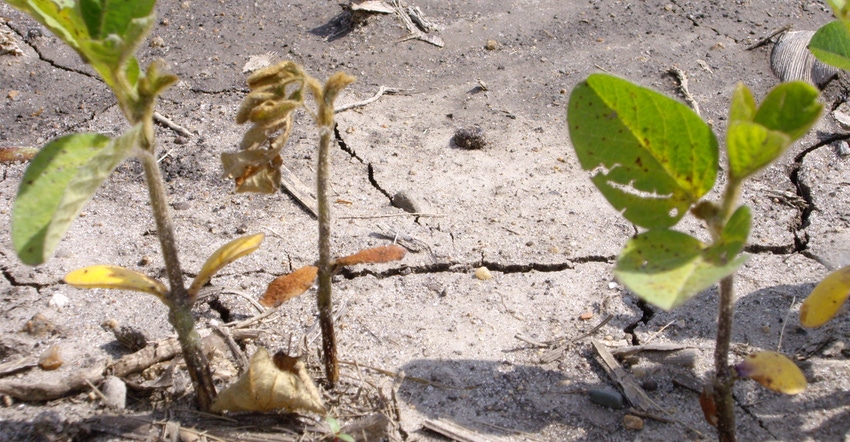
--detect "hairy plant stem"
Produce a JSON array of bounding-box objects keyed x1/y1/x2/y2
[
  {"x1": 316, "y1": 125, "x2": 339, "y2": 386},
  {"x1": 713, "y1": 275, "x2": 737, "y2": 442},
  {"x1": 139, "y1": 120, "x2": 216, "y2": 410},
  {"x1": 712, "y1": 177, "x2": 742, "y2": 441}
]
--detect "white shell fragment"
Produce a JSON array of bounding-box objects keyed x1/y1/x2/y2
[
  {"x1": 350, "y1": 1, "x2": 394, "y2": 14},
  {"x1": 48, "y1": 293, "x2": 69, "y2": 309},
  {"x1": 771, "y1": 31, "x2": 839, "y2": 87}
]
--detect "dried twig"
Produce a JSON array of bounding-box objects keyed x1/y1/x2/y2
[
  {"x1": 334, "y1": 86, "x2": 408, "y2": 113},
  {"x1": 591, "y1": 339, "x2": 657, "y2": 413},
  {"x1": 422, "y1": 419, "x2": 491, "y2": 442},
  {"x1": 777, "y1": 295, "x2": 797, "y2": 352},
  {"x1": 667, "y1": 66, "x2": 700, "y2": 116},
  {"x1": 153, "y1": 112, "x2": 193, "y2": 138},
  {"x1": 540, "y1": 314, "x2": 613, "y2": 363},
  {"x1": 211, "y1": 323, "x2": 249, "y2": 373},
  {"x1": 0, "y1": 363, "x2": 105, "y2": 401},
  {"x1": 746, "y1": 24, "x2": 792, "y2": 51}
]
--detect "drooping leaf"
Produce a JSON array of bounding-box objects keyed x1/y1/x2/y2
[
  {"x1": 13, "y1": 126, "x2": 140, "y2": 265},
  {"x1": 810, "y1": 20, "x2": 850, "y2": 71},
  {"x1": 334, "y1": 244, "x2": 407, "y2": 267},
  {"x1": 210, "y1": 347, "x2": 326, "y2": 414},
  {"x1": 800, "y1": 265, "x2": 850, "y2": 328},
  {"x1": 65, "y1": 265, "x2": 167, "y2": 300},
  {"x1": 188, "y1": 233, "x2": 265, "y2": 297},
  {"x1": 259, "y1": 266, "x2": 318, "y2": 308},
  {"x1": 567, "y1": 73, "x2": 718, "y2": 229},
  {"x1": 220, "y1": 150, "x2": 283, "y2": 194},
  {"x1": 615, "y1": 229, "x2": 748, "y2": 310},
  {"x1": 735, "y1": 351, "x2": 807, "y2": 394}
]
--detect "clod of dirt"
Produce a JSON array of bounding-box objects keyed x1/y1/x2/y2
[
  {"x1": 391, "y1": 190, "x2": 425, "y2": 213},
  {"x1": 452, "y1": 126, "x2": 487, "y2": 149},
  {"x1": 474, "y1": 266, "x2": 493, "y2": 280},
  {"x1": 623, "y1": 414, "x2": 644, "y2": 431},
  {"x1": 485, "y1": 39, "x2": 498, "y2": 50}
]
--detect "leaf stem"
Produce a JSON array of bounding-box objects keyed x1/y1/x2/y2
[{"x1": 138, "y1": 122, "x2": 216, "y2": 410}]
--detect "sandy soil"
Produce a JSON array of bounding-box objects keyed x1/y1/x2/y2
[{"x1": 1, "y1": 0, "x2": 850, "y2": 440}]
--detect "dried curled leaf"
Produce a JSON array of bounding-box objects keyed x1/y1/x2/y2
[
  {"x1": 210, "y1": 347, "x2": 325, "y2": 414},
  {"x1": 260, "y1": 266, "x2": 318, "y2": 308},
  {"x1": 65, "y1": 265, "x2": 167, "y2": 300},
  {"x1": 800, "y1": 265, "x2": 850, "y2": 328},
  {"x1": 735, "y1": 351, "x2": 807, "y2": 395},
  {"x1": 189, "y1": 233, "x2": 265, "y2": 297},
  {"x1": 334, "y1": 244, "x2": 406, "y2": 267},
  {"x1": 699, "y1": 385, "x2": 718, "y2": 427}
]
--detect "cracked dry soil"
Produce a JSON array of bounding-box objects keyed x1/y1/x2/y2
[{"x1": 2, "y1": 0, "x2": 850, "y2": 440}]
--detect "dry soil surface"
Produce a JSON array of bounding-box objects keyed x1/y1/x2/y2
[{"x1": 1, "y1": 0, "x2": 850, "y2": 441}]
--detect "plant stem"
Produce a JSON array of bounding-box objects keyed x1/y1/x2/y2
[
  {"x1": 139, "y1": 136, "x2": 216, "y2": 410},
  {"x1": 316, "y1": 125, "x2": 339, "y2": 386},
  {"x1": 713, "y1": 275, "x2": 736, "y2": 442}
]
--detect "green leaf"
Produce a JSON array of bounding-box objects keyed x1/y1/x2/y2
[
  {"x1": 567, "y1": 73, "x2": 718, "y2": 229},
  {"x1": 13, "y1": 126, "x2": 141, "y2": 265},
  {"x1": 800, "y1": 265, "x2": 850, "y2": 328},
  {"x1": 726, "y1": 121, "x2": 791, "y2": 180},
  {"x1": 728, "y1": 83, "x2": 757, "y2": 124},
  {"x1": 615, "y1": 229, "x2": 748, "y2": 310},
  {"x1": 726, "y1": 82, "x2": 821, "y2": 180},
  {"x1": 735, "y1": 351, "x2": 807, "y2": 395},
  {"x1": 810, "y1": 20, "x2": 850, "y2": 71},
  {"x1": 752, "y1": 82, "x2": 821, "y2": 141},
  {"x1": 6, "y1": 0, "x2": 156, "y2": 91}
]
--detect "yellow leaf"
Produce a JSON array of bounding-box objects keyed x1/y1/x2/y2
[
  {"x1": 259, "y1": 266, "x2": 318, "y2": 308},
  {"x1": 65, "y1": 265, "x2": 167, "y2": 299},
  {"x1": 210, "y1": 347, "x2": 325, "y2": 414},
  {"x1": 800, "y1": 265, "x2": 850, "y2": 328},
  {"x1": 189, "y1": 233, "x2": 265, "y2": 297},
  {"x1": 735, "y1": 351, "x2": 807, "y2": 395}
]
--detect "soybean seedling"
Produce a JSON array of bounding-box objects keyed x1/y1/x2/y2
[
  {"x1": 6, "y1": 0, "x2": 265, "y2": 410},
  {"x1": 222, "y1": 61, "x2": 405, "y2": 387},
  {"x1": 568, "y1": 74, "x2": 821, "y2": 441}
]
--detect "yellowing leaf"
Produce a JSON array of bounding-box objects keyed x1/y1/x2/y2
[
  {"x1": 735, "y1": 351, "x2": 807, "y2": 395},
  {"x1": 334, "y1": 244, "x2": 406, "y2": 267},
  {"x1": 259, "y1": 266, "x2": 318, "y2": 308},
  {"x1": 210, "y1": 347, "x2": 325, "y2": 414},
  {"x1": 65, "y1": 265, "x2": 167, "y2": 300},
  {"x1": 189, "y1": 233, "x2": 265, "y2": 297},
  {"x1": 800, "y1": 265, "x2": 850, "y2": 328}
]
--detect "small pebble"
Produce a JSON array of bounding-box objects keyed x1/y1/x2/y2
[
  {"x1": 138, "y1": 256, "x2": 152, "y2": 266},
  {"x1": 589, "y1": 388, "x2": 624, "y2": 409},
  {"x1": 2, "y1": 395, "x2": 11, "y2": 407},
  {"x1": 38, "y1": 345, "x2": 63, "y2": 371},
  {"x1": 608, "y1": 281, "x2": 619, "y2": 289},
  {"x1": 48, "y1": 293, "x2": 69, "y2": 309},
  {"x1": 579, "y1": 312, "x2": 593, "y2": 320},
  {"x1": 452, "y1": 126, "x2": 487, "y2": 150},
  {"x1": 623, "y1": 414, "x2": 644, "y2": 430},
  {"x1": 173, "y1": 201, "x2": 191, "y2": 211},
  {"x1": 836, "y1": 140, "x2": 850, "y2": 157},
  {"x1": 475, "y1": 266, "x2": 493, "y2": 280},
  {"x1": 485, "y1": 39, "x2": 498, "y2": 50},
  {"x1": 641, "y1": 379, "x2": 658, "y2": 391},
  {"x1": 392, "y1": 191, "x2": 423, "y2": 213}
]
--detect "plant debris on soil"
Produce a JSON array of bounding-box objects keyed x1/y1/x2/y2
[{"x1": 1, "y1": 0, "x2": 850, "y2": 440}]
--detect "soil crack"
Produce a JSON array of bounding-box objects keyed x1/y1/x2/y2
[
  {"x1": 339, "y1": 255, "x2": 614, "y2": 279},
  {"x1": 6, "y1": 22, "x2": 98, "y2": 80}
]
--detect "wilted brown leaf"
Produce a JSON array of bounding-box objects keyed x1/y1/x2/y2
[
  {"x1": 210, "y1": 347, "x2": 325, "y2": 414},
  {"x1": 334, "y1": 244, "x2": 406, "y2": 267},
  {"x1": 260, "y1": 266, "x2": 318, "y2": 307}
]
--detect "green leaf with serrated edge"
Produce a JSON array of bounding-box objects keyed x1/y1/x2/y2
[
  {"x1": 728, "y1": 83, "x2": 757, "y2": 124},
  {"x1": 726, "y1": 121, "x2": 791, "y2": 180},
  {"x1": 189, "y1": 233, "x2": 265, "y2": 297},
  {"x1": 568, "y1": 73, "x2": 718, "y2": 229},
  {"x1": 810, "y1": 21, "x2": 850, "y2": 71},
  {"x1": 12, "y1": 126, "x2": 141, "y2": 265},
  {"x1": 753, "y1": 82, "x2": 822, "y2": 141},
  {"x1": 800, "y1": 265, "x2": 850, "y2": 328},
  {"x1": 615, "y1": 229, "x2": 748, "y2": 310}
]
